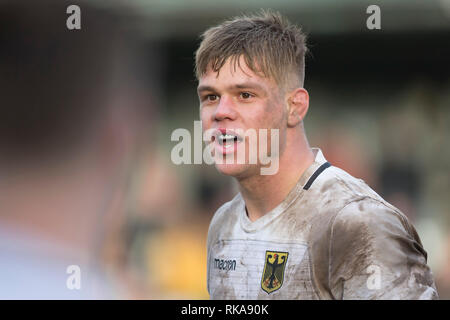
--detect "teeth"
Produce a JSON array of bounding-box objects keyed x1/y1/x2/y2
[
  {"x1": 217, "y1": 133, "x2": 238, "y2": 146},
  {"x1": 219, "y1": 134, "x2": 236, "y2": 140}
]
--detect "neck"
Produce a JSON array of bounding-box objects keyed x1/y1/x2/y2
[{"x1": 237, "y1": 133, "x2": 315, "y2": 222}]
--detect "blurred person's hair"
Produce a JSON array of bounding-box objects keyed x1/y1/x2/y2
[
  {"x1": 0, "y1": 0, "x2": 153, "y2": 168},
  {"x1": 195, "y1": 10, "x2": 307, "y2": 89}
]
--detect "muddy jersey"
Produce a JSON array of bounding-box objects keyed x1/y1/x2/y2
[{"x1": 206, "y1": 148, "x2": 438, "y2": 300}]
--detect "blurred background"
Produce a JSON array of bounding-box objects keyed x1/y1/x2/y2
[{"x1": 0, "y1": 0, "x2": 449, "y2": 299}]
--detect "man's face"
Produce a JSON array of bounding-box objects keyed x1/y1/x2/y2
[{"x1": 198, "y1": 56, "x2": 287, "y2": 179}]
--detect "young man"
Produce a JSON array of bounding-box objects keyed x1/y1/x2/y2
[{"x1": 195, "y1": 11, "x2": 438, "y2": 299}]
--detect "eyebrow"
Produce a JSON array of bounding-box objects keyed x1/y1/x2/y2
[
  {"x1": 197, "y1": 85, "x2": 216, "y2": 94},
  {"x1": 233, "y1": 82, "x2": 265, "y2": 91},
  {"x1": 197, "y1": 82, "x2": 265, "y2": 94}
]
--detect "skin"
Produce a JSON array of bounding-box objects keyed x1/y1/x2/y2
[{"x1": 198, "y1": 55, "x2": 315, "y2": 221}]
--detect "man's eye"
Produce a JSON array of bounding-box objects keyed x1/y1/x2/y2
[
  {"x1": 240, "y1": 92, "x2": 253, "y2": 99},
  {"x1": 206, "y1": 94, "x2": 219, "y2": 102}
]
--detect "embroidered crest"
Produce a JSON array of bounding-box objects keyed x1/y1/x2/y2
[{"x1": 261, "y1": 251, "x2": 288, "y2": 294}]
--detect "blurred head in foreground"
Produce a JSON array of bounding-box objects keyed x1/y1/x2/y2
[{"x1": 0, "y1": 0, "x2": 155, "y2": 298}]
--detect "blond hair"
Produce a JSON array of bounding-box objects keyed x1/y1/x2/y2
[{"x1": 195, "y1": 10, "x2": 307, "y2": 88}]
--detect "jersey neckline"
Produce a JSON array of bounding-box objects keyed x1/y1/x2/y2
[{"x1": 239, "y1": 147, "x2": 329, "y2": 233}]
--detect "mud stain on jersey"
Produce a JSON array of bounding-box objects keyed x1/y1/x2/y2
[{"x1": 358, "y1": 202, "x2": 364, "y2": 211}]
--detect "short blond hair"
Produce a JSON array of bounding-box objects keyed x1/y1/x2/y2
[{"x1": 195, "y1": 10, "x2": 307, "y2": 88}]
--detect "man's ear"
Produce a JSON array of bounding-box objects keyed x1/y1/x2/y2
[{"x1": 286, "y1": 87, "x2": 309, "y2": 128}]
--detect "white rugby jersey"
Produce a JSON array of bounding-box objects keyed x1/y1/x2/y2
[{"x1": 206, "y1": 148, "x2": 438, "y2": 299}]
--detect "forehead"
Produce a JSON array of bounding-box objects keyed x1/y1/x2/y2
[{"x1": 198, "y1": 56, "x2": 277, "y2": 91}]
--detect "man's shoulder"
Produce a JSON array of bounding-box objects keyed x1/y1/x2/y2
[
  {"x1": 304, "y1": 164, "x2": 414, "y2": 247},
  {"x1": 327, "y1": 193, "x2": 436, "y2": 299},
  {"x1": 313, "y1": 165, "x2": 382, "y2": 202},
  {"x1": 295, "y1": 164, "x2": 384, "y2": 223},
  {"x1": 330, "y1": 197, "x2": 415, "y2": 249},
  {"x1": 313, "y1": 165, "x2": 412, "y2": 230},
  {"x1": 305, "y1": 166, "x2": 436, "y2": 299}
]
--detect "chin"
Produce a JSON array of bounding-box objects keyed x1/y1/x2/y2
[
  {"x1": 214, "y1": 162, "x2": 258, "y2": 180},
  {"x1": 215, "y1": 162, "x2": 248, "y2": 177}
]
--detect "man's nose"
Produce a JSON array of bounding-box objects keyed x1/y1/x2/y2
[{"x1": 213, "y1": 95, "x2": 237, "y2": 122}]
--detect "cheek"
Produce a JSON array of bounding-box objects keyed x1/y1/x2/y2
[
  {"x1": 262, "y1": 100, "x2": 286, "y2": 129},
  {"x1": 200, "y1": 107, "x2": 212, "y2": 127}
]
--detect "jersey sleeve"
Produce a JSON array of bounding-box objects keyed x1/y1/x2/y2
[{"x1": 328, "y1": 198, "x2": 438, "y2": 300}]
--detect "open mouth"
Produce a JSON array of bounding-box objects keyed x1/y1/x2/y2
[
  {"x1": 218, "y1": 134, "x2": 239, "y2": 146},
  {"x1": 213, "y1": 130, "x2": 244, "y2": 150}
]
